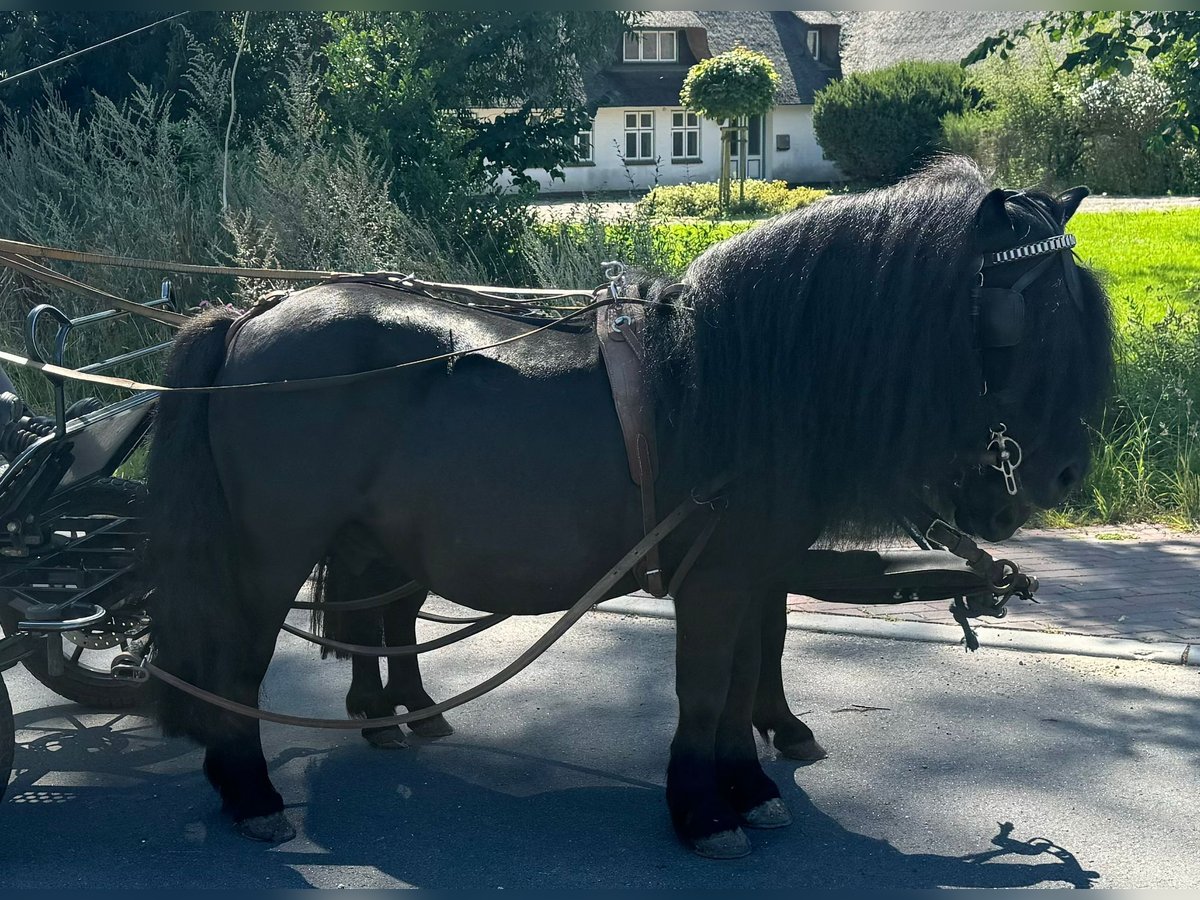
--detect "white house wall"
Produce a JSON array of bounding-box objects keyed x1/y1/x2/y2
[
  {"x1": 770, "y1": 107, "x2": 840, "y2": 184},
  {"x1": 488, "y1": 106, "x2": 841, "y2": 194}
]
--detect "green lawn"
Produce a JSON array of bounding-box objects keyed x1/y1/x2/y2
[{"x1": 1068, "y1": 209, "x2": 1200, "y2": 327}]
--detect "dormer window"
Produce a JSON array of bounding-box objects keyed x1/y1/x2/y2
[
  {"x1": 806, "y1": 29, "x2": 820, "y2": 60},
  {"x1": 623, "y1": 29, "x2": 678, "y2": 63}
]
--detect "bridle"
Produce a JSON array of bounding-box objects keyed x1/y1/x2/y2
[
  {"x1": 971, "y1": 193, "x2": 1082, "y2": 498},
  {"x1": 902, "y1": 193, "x2": 1085, "y2": 641}
]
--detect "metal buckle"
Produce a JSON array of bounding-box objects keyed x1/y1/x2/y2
[
  {"x1": 602, "y1": 260, "x2": 628, "y2": 306},
  {"x1": 923, "y1": 518, "x2": 957, "y2": 551},
  {"x1": 110, "y1": 651, "x2": 150, "y2": 682},
  {"x1": 987, "y1": 424, "x2": 1023, "y2": 496}
]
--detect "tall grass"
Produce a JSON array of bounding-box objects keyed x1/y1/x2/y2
[{"x1": 0, "y1": 41, "x2": 492, "y2": 408}]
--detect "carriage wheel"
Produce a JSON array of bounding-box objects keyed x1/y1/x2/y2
[
  {"x1": 0, "y1": 676, "x2": 13, "y2": 803},
  {"x1": 0, "y1": 478, "x2": 149, "y2": 710}
]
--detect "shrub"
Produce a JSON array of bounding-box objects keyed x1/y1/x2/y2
[
  {"x1": 1079, "y1": 70, "x2": 1178, "y2": 195},
  {"x1": 635, "y1": 180, "x2": 829, "y2": 219},
  {"x1": 812, "y1": 61, "x2": 966, "y2": 183},
  {"x1": 0, "y1": 39, "x2": 492, "y2": 407},
  {"x1": 942, "y1": 35, "x2": 1087, "y2": 190},
  {"x1": 944, "y1": 30, "x2": 1200, "y2": 195}
]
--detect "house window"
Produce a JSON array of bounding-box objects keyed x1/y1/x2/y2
[
  {"x1": 806, "y1": 29, "x2": 820, "y2": 60},
  {"x1": 573, "y1": 125, "x2": 593, "y2": 163},
  {"x1": 623, "y1": 30, "x2": 678, "y2": 63},
  {"x1": 671, "y1": 110, "x2": 700, "y2": 160},
  {"x1": 624, "y1": 111, "x2": 655, "y2": 160}
]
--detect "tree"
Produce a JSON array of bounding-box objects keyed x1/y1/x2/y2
[
  {"x1": 965, "y1": 12, "x2": 1200, "y2": 143},
  {"x1": 680, "y1": 46, "x2": 778, "y2": 210},
  {"x1": 321, "y1": 11, "x2": 628, "y2": 215},
  {"x1": 0, "y1": 12, "x2": 331, "y2": 124}
]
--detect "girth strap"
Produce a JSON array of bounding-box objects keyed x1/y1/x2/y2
[{"x1": 597, "y1": 299, "x2": 667, "y2": 596}]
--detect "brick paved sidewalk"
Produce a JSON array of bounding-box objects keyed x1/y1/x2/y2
[{"x1": 787, "y1": 525, "x2": 1200, "y2": 644}]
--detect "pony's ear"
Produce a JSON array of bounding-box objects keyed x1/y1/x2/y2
[
  {"x1": 975, "y1": 188, "x2": 1014, "y2": 250},
  {"x1": 1057, "y1": 186, "x2": 1089, "y2": 224}
]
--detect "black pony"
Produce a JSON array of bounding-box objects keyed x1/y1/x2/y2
[{"x1": 147, "y1": 158, "x2": 1112, "y2": 858}]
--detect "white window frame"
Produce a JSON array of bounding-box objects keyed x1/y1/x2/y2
[
  {"x1": 670, "y1": 110, "x2": 701, "y2": 161},
  {"x1": 573, "y1": 125, "x2": 594, "y2": 163},
  {"x1": 623, "y1": 110, "x2": 655, "y2": 161},
  {"x1": 806, "y1": 29, "x2": 820, "y2": 60},
  {"x1": 623, "y1": 30, "x2": 678, "y2": 63}
]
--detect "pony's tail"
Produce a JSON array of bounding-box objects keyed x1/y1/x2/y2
[
  {"x1": 146, "y1": 308, "x2": 241, "y2": 739},
  {"x1": 310, "y1": 555, "x2": 380, "y2": 661}
]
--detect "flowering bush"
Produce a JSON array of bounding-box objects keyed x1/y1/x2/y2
[{"x1": 636, "y1": 180, "x2": 829, "y2": 219}]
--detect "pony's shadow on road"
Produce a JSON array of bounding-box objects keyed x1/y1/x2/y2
[
  {"x1": 294, "y1": 740, "x2": 1101, "y2": 889},
  {"x1": 2, "y1": 703, "x2": 318, "y2": 889},
  {"x1": 3, "y1": 705, "x2": 1100, "y2": 889}
]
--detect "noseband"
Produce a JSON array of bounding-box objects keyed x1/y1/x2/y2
[{"x1": 971, "y1": 194, "x2": 1082, "y2": 497}]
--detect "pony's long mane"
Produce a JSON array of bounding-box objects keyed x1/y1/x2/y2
[{"x1": 643, "y1": 157, "x2": 1108, "y2": 533}]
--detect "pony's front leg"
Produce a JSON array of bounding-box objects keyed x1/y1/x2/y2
[
  {"x1": 667, "y1": 583, "x2": 753, "y2": 859},
  {"x1": 752, "y1": 590, "x2": 827, "y2": 761},
  {"x1": 717, "y1": 597, "x2": 790, "y2": 829},
  {"x1": 383, "y1": 591, "x2": 454, "y2": 739}
]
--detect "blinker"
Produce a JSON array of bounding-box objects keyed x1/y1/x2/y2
[{"x1": 972, "y1": 287, "x2": 1024, "y2": 349}]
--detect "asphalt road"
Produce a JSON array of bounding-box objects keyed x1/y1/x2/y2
[{"x1": 2, "y1": 609, "x2": 1197, "y2": 889}]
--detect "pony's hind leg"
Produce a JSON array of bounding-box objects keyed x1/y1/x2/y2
[
  {"x1": 752, "y1": 591, "x2": 827, "y2": 761},
  {"x1": 382, "y1": 590, "x2": 453, "y2": 739},
  {"x1": 195, "y1": 577, "x2": 301, "y2": 842}
]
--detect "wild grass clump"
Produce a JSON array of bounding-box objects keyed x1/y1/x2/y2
[{"x1": 0, "y1": 40, "x2": 490, "y2": 407}]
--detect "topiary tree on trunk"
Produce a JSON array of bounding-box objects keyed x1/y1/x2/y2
[{"x1": 680, "y1": 45, "x2": 779, "y2": 211}]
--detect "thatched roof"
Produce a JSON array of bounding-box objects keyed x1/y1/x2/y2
[
  {"x1": 835, "y1": 11, "x2": 1041, "y2": 73},
  {"x1": 586, "y1": 11, "x2": 837, "y2": 108}
]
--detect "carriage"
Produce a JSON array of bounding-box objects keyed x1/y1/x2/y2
[
  {"x1": 0, "y1": 279, "x2": 176, "y2": 794},
  {"x1": 0, "y1": 165, "x2": 1108, "y2": 859}
]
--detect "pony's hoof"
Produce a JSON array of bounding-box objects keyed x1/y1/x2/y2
[
  {"x1": 776, "y1": 736, "x2": 827, "y2": 762},
  {"x1": 741, "y1": 798, "x2": 792, "y2": 829},
  {"x1": 407, "y1": 714, "x2": 454, "y2": 738},
  {"x1": 692, "y1": 827, "x2": 752, "y2": 859},
  {"x1": 235, "y1": 812, "x2": 295, "y2": 843},
  {"x1": 363, "y1": 725, "x2": 409, "y2": 749}
]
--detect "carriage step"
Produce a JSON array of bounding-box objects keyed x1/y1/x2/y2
[{"x1": 110, "y1": 652, "x2": 149, "y2": 682}]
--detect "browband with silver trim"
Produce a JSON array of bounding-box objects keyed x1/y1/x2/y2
[{"x1": 983, "y1": 233, "x2": 1076, "y2": 267}]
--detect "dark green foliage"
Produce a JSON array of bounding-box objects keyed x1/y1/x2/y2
[
  {"x1": 320, "y1": 12, "x2": 627, "y2": 279},
  {"x1": 967, "y1": 12, "x2": 1200, "y2": 144},
  {"x1": 812, "y1": 61, "x2": 966, "y2": 182},
  {"x1": 322, "y1": 12, "x2": 626, "y2": 201},
  {"x1": 0, "y1": 12, "x2": 331, "y2": 124}
]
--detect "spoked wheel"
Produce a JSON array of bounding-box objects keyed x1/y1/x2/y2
[
  {"x1": 0, "y1": 478, "x2": 150, "y2": 710},
  {"x1": 1, "y1": 675, "x2": 13, "y2": 802}
]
